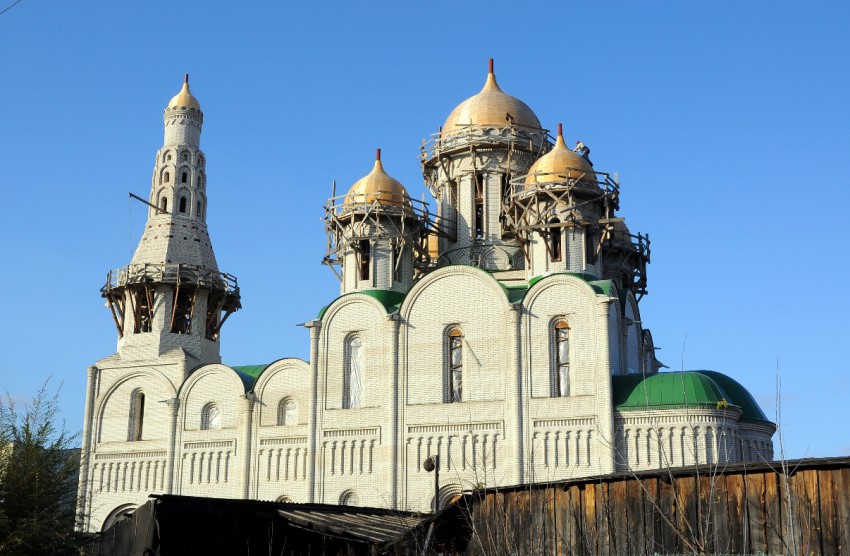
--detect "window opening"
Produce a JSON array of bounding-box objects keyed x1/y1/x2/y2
[
  {"x1": 278, "y1": 399, "x2": 296, "y2": 426},
  {"x1": 344, "y1": 337, "x2": 363, "y2": 409},
  {"x1": 392, "y1": 242, "x2": 402, "y2": 283},
  {"x1": 446, "y1": 181, "x2": 459, "y2": 243},
  {"x1": 554, "y1": 320, "x2": 570, "y2": 396},
  {"x1": 197, "y1": 201, "x2": 202, "y2": 217},
  {"x1": 340, "y1": 491, "x2": 359, "y2": 506},
  {"x1": 128, "y1": 391, "x2": 145, "y2": 441},
  {"x1": 131, "y1": 289, "x2": 153, "y2": 333},
  {"x1": 159, "y1": 197, "x2": 168, "y2": 213},
  {"x1": 170, "y1": 287, "x2": 195, "y2": 334},
  {"x1": 179, "y1": 196, "x2": 187, "y2": 213},
  {"x1": 358, "y1": 240, "x2": 370, "y2": 281},
  {"x1": 182, "y1": 153, "x2": 189, "y2": 162},
  {"x1": 550, "y1": 219, "x2": 562, "y2": 262},
  {"x1": 164, "y1": 171, "x2": 170, "y2": 183},
  {"x1": 447, "y1": 328, "x2": 463, "y2": 402},
  {"x1": 500, "y1": 173, "x2": 512, "y2": 238},
  {"x1": 585, "y1": 226, "x2": 598, "y2": 265},
  {"x1": 166, "y1": 153, "x2": 172, "y2": 162},
  {"x1": 201, "y1": 403, "x2": 221, "y2": 430},
  {"x1": 181, "y1": 171, "x2": 188, "y2": 184},
  {"x1": 474, "y1": 174, "x2": 484, "y2": 239}
]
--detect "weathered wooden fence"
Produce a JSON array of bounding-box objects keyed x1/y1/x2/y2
[{"x1": 418, "y1": 457, "x2": 850, "y2": 556}]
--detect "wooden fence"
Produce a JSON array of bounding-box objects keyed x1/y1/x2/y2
[{"x1": 414, "y1": 457, "x2": 850, "y2": 556}]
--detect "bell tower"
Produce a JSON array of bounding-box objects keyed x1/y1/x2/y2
[{"x1": 102, "y1": 75, "x2": 241, "y2": 366}]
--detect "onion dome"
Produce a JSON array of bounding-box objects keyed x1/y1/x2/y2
[
  {"x1": 343, "y1": 149, "x2": 411, "y2": 207},
  {"x1": 442, "y1": 59, "x2": 541, "y2": 132},
  {"x1": 167, "y1": 74, "x2": 201, "y2": 110},
  {"x1": 525, "y1": 124, "x2": 595, "y2": 187}
]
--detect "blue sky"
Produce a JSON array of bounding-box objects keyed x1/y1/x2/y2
[{"x1": 1, "y1": 1, "x2": 848, "y2": 459}]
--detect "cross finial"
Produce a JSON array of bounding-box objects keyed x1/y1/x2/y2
[
  {"x1": 184, "y1": 73, "x2": 189, "y2": 84},
  {"x1": 376, "y1": 148, "x2": 381, "y2": 161},
  {"x1": 488, "y1": 58, "x2": 494, "y2": 74},
  {"x1": 558, "y1": 123, "x2": 563, "y2": 137}
]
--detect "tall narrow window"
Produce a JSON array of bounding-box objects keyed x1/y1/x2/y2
[
  {"x1": 201, "y1": 403, "x2": 221, "y2": 430},
  {"x1": 550, "y1": 219, "x2": 562, "y2": 262},
  {"x1": 474, "y1": 174, "x2": 484, "y2": 239},
  {"x1": 179, "y1": 196, "x2": 187, "y2": 213},
  {"x1": 585, "y1": 226, "x2": 597, "y2": 265},
  {"x1": 446, "y1": 181, "x2": 458, "y2": 243},
  {"x1": 196, "y1": 201, "x2": 202, "y2": 217},
  {"x1": 553, "y1": 320, "x2": 570, "y2": 396},
  {"x1": 344, "y1": 337, "x2": 363, "y2": 409},
  {"x1": 164, "y1": 171, "x2": 170, "y2": 183},
  {"x1": 128, "y1": 390, "x2": 145, "y2": 441},
  {"x1": 500, "y1": 173, "x2": 512, "y2": 238},
  {"x1": 170, "y1": 287, "x2": 194, "y2": 334},
  {"x1": 447, "y1": 328, "x2": 463, "y2": 402},
  {"x1": 159, "y1": 197, "x2": 168, "y2": 213},
  {"x1": 181, "y1": 171, "x2": 188, "y2": 183},
  {"x1": 132, "y1": 289, "x2": 152, "y2": 333},
  {"x1": 277, "y1": 399, "x2": 297, "y2": 426},
  {"x1": 358, "y1": 240, "x2": 370, "y2": 281},
  {"x1": 392, "y1": 243, "x2": 402, "y2": 283}
]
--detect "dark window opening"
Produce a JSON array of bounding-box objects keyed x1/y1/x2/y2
[
  {"x1": 585, "y1": 226, "x2": 597, "y2": 265},
  {"x1": 358, "y1": 240, "x2": 370, "y2": 281},
  {"x1": 164, "y1": 171, "x2": 170, "y2": 183},
  {"x1": 179, "y1": 196, "x2": 187, "y2": 213},
  {"x1": 132, "y1": 290, "x2": 153, "y2": 334},
  {"x1": 550, "y1": 219, "x2": 562, "y2": 262},
  {"x1": 170, "y1": 288, "x2": 195, "y2": 334},
  {"x1": 197, "y1": 201, "x2": 202, "y2": 217},
  {"x1": 474, "y1": 174, "x2": 484, "y2": 239},
  {"x1": 182, "y1": 153, "x2": 189, "y2": 162},
  {"x1": 181, "y1": 172, "x2": 188, "y2": 184},
  {"x1": 446, "y1": 182, "x2": 458, "y2": 243},
  {"x1": 392, "y1": 243, "x2": 402, "y2": 283},
  {"x1": 160, "y1": 197, "x2": 168, "y2": 212}
]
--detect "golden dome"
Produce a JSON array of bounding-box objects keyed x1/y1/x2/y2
[
  {"x1": 525, "y1": 124, "x2": 596, "y2": 187},
  {"x1": 442, "y1": 59, "x2": 541, "y2": 132},
  {"x1": 343, "y1": 149, "x2": 411, "y2": 207},
  {"x1": 167, "y1": 74, "x2": 201, "y2": 110}
]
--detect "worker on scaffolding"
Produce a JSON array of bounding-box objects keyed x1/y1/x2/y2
[{"x1": 574, "y1": 141, "x2": 593, "y2": 166}]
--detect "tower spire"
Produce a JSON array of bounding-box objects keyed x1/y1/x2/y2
[{"x1": 101, "y1": 77, "x2": 240, "y2": 363}]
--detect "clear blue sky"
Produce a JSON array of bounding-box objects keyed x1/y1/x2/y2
[{"x1": 1, "y1": 1, "x2": 848, "y2": 460}]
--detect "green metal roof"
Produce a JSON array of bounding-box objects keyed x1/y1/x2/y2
[
  {"x1": 231, "y1": 364, "x2": 270, "y2": 391},
  {"x1": 317, "y1": 289, "x2": 407, "y2": 320},
  {"x1": 696, "y1": 370, "x2": 769, "y2": 422},
  {"x1": 613, "y1": 371, "x2": 771, "y2": 424},
  {"x1": 529, "y1": 272, "x2": 598, "y2": 288},
  {"x1": 502, "y1": 285, "x2": 529, "y2": 304}
]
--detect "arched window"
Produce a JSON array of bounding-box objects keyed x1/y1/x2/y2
[
  {"x1": 128, "y1": 390, "x2": 145, "y2": 441},
  {"x1": 196, "y1": 201, "x2": 202, "y2": 217},
  {"x1": 277, "y1": 398, "x2": 297, "y2": 426},
  {"x1": 446, "y1": 328, "x2": 463, "y2": 402},
  {"x1": 166, "y1": 153, "x2": 172, "y2": 162},
  {"x1": 553, "y1": 320, "x2": 569, "y2": 397},
  {"x1": 181, "y1": 171, "x2": 188, "y2": 184},
  {"x1": 339, "y1": 490, "x2": 359, "y2": 506},
  {"x1": 182, "y1": 152, "x2": 189, "y2": 162},
  {"x1": 474, "y1": 174, "x2": 484, "y2": 239},
  {"x1": 549, "y1": 219, "x2": 562, "y2": 262},
  {"x1": 201, "y1": 402, "x2": 221, "y2": 430},
  {"x1": 343, "y1": 337, "x2": 363, "y2": 409},
  {"x1": 160, "y1": 197, "x2": 168, "y2": 212},
  {"x1": 179, "y1": 196, "x2": 187, "y2": 213},
  {"x1": 276, "y1": 495, "x2": 293, "y2": 503},
  {"x1": 164, "y1": 171, "x2": 170, "y2": 183}
]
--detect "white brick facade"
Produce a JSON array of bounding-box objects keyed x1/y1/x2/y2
[{"x1": 77, "y1": 71, "x2": 775, "y2": 532}]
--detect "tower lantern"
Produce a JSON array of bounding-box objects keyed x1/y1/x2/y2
[
  {"x1": 101, "y1": 76, "x2": 240, "y2": 365},
  {"x1": 323, "y1": 149, "x2": 429, "y2": 294},
  {"x1": 420, "y1": 59, "x2": 548, "y2": 272}
]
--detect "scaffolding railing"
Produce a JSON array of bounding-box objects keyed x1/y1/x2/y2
[
  {"x1": 420, "y1": 124, "x2": 550, "y2": 166},
  {"x1": 103, "y1": 263, "x2": 239, "y2": 295}
]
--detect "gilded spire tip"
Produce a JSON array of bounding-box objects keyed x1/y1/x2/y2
[
  {"x1": 376, "y1": 148, "x2": 381, "y2": 162},
  {"x1": 184, "y1": 73, "x2": 189, "y2": 85},
  {"x1": 488, "y1": 58, "x2": 494, "y2": 74},
  {"x1": 557, "y1": 123, "x2": 563, "y2": 137}
]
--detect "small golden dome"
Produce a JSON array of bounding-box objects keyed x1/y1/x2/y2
[
  {"x1": 344, "y1": 149, "x2": 411, "y2": 207},
  {"x1": 442, "y1": 59, "x2": 541, "y2": 133},
  {"x1": 525, "y1": 124, "x2": 596, "y2": 187},
  {"x1": 167, "y1": 74, "x2": 201, "y2": 110}
]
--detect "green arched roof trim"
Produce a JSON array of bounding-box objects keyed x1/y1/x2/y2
[
  {"x1": 317, "y1": 289, "x2": 407, "y2": 320},
  {"x1": 613, "y1": 371, "x2": 772, "y2": 424},
  {"x1": 231, "y1": 364, "x2": 270, "y2": 392},
  {"x1": 529, "y1": 272, "x2": 598, "y2": 288}
]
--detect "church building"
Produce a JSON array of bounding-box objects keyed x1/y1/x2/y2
[{"x1": 76, "y1": 63, "x2": 775, "y2": 532}]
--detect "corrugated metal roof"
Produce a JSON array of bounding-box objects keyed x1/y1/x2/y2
[{"x1": 277, "y1": 508, "x2": 422, "y2": 543}]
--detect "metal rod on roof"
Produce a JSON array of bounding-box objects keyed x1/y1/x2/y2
[{"x1": 129, "y1": 192, "x2": 168, "y2": 214}]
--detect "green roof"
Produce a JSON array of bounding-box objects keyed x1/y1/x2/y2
[
  {"x1": 613, "y1": 371, "x2": 771, "y2": 423},
  {"x1": 231, "y1": 364, "x2": 270, "y2": 391},
  {"x1": 502, "y1": 284, "x2": 529, "y2": 304},
  {"x1": 317, "y1": 289, "x2": 407, "y2": 319}
]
